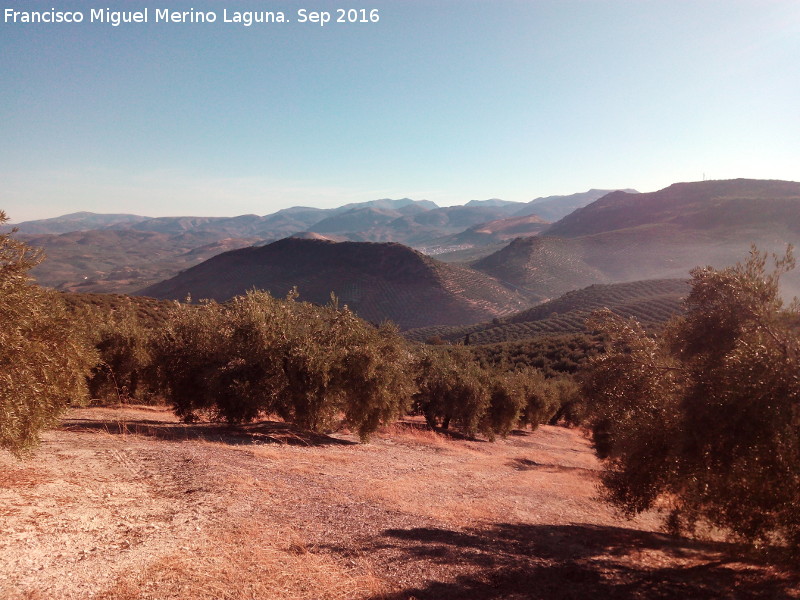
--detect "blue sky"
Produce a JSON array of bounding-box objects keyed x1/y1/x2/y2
[{"x1": 2, "y1": 0, "x2": 799, "y2": 222}]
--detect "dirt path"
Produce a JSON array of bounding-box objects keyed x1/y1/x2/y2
[{"x1": 1, "y1": 405, "x2": 797, "y2": 599}]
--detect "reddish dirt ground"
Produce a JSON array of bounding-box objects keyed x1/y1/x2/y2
[{"x1": 1, "y1": 405, "x2": 797, "y2": 599}]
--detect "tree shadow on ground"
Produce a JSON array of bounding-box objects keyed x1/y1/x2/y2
[
  {"x1": 60, "y1": 417, "x2": 357, "y2": 446},
  {"x1": 391, "y1": 420, "x2": 490, "y2": 443},
  {"x1": 360, "y1": 523, "x2": 799, "y2": 600},
  {"x1": 506, "y1": 458, "x2": 597, "y2": 474}
]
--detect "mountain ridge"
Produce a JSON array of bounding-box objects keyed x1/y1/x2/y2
[
  {"x1": 11, "y1": 179, "x2": 798, "y2": 300},
  {"x1": 474, "y1": 179, "x2": 800, "y2": 299}
]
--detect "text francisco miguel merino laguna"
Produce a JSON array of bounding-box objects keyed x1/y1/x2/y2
[{"x1": 2, "y1": 7, "x2": 366, "y2": 26}]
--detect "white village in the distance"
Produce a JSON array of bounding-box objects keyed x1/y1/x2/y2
[{"x1": 8, "y1": 178, "x2": 800, "y2": 339}]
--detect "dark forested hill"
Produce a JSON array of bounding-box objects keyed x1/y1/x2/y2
[{"x1": 138, "y1": 238, "x2": 529, "y2": 330}]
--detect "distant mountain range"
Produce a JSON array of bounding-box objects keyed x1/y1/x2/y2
[
  {"x1": 9, "y1": 179, "x2": 799, "y2": 333},
  {"x1": 516, "y1": 189, "x2": 638, "y2": 222},
  {"x1": 11, "y1": 190, "x2": 621, "y2": 293},
  {"x1": 137, "y1": 178, "x2": 800, "y2": 330},
  {"x1": 7, "y1": 212, "x2": 151, "y2": 234},
  {"x1": 5, "y1": 192, "x2": 613, "y2": 237},
  {"x1": 16, "y1": 229, "x2": 262, "y2": 294}
]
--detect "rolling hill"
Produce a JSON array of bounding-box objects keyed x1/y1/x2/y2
[
  {"x1": 418, "y1": 190, "x2": 636, "y2": 259},
  {"x1": 405, "y1": 278, "x2": 688, "y2": 345},
  {"x1": 137, "y1": 238, "x2": 530, "y2": 330},
  {"x1": 16, "y1": 180, "x2": 795, "y2": 300},
  {"x1": 310, "y1": 206, "x2": 407, "y2": 233},
  {"x1": 546, "y1": 179, "x2": 800, "y2": 238},
  {"x1": 60, "y1": 292, "x2": 177, "y2": 328},
  {"x1": 9, "y1": 198, "x2": 531, "y2": 292},
  {"x1": 327, "y1": 204, "x2": 529, "y2": 248},
  {"x1": 464, "y1": 198, "x2": 521, "y2": 208},
  {"x1": 472, "y1": 236, "x2": 611, "y2": 301},
  {"x1": 424, "y1": 215, "x2": 551, "y2": 250}
]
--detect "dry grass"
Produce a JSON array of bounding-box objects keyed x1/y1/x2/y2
[
  {"x1": 378, "y1": 420, "x2": 459, "y2": 449},
  {"x1": 97, "y1": 524, "x2": 387, "y2": 600}
]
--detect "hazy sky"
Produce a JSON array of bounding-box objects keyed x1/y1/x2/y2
[{"x1": 2, "y1": 0, "x2": 799, "y2": 222}]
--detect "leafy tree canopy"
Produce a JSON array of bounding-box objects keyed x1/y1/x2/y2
[
  {"x1": 0, "y1": 211, "x2": 96, "y2": 456},
  {"x1": 584, "y1": 246, "x2": 800, "y2": 554}
]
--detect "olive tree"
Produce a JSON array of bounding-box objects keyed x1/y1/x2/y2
[
  {"x1": 412, "y1": 346, "x2": 493, "y2": 438},
  {"x1": 152, "y1": 289, "x2": 414, "y2": 440},
  {"x1": 84, "y1": 298, "x2": 157, "y2": 402},
  {"x1": 151, "y1": 292, "x2": 287, "y2": 423},
  {"x1": 484, "y1": 371, "x2": 526, "y2": 440},
  {"x1": 0, "y1": 211, "x2": 97, "y2": 456},
  {"x1": 334, "y1": 318, "x2": 415, "y2": 441},
  {"x1": 583, "y1": 246, "x2": 800, "y2": 553}
]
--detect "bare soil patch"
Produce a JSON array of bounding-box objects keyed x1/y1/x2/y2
[{"x1": 1, "y1": 405, "x2": 797, "y2": 599}]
